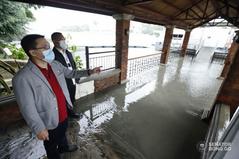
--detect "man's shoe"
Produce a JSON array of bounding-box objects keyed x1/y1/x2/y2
[
  {"x1": 58, "y1": 145, "x2": 78, "y2": 153},
  {"x1": 68, "y1": 111, "x2": 83, "y2": 119}
]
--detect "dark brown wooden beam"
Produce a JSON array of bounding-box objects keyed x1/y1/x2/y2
[
  {"x1": 190, "y1": 8, "x2": 202, "y2": 18},
  {"x1": 175, "y1": 18, "x2": 206, "y2": 20},
  {"x1": 219, "y1": 0, "x2": 239, "y2": 11},
  {"x1": 185, "y1": 9, "x2": 189, "y2": 19},
  {"x1": 161, "y1": 0, "x2": 196, "y2": 19},
  {"x1": 191, "y1": 8, "x2": 220, "y2": 26},
  {"x1": 130, "y1": 5, "x2": 170, "y2": 21},
  {"x1": 192, "y1": 15, "x2": 218, "y2": 28},
  {"x1": 138, "y1": 5, "x2": 191, "y2": 27},
  {"x1": 13, "y1": 0, "x2": 165, "y2": 25},
  {"x1": 193, "y1": 1, "x2": 205, "y2": 16},
  {"x1": 127, "y1": 5, "x2": 189, "y2": 28},
  {"x1": 192, "y1": 11, "x2": 220, "y2": 28},
  {"x1": 190, "y1": 2, "x2": 229, "y2": 28},
  {"x1": 202, "y1": 0, "x2": 209, "y2": 18},
  {"x1": 175, "y1": 0, "x2": 204, "y2": 17},
  {"x1": 174, "y1": 6, "x2": 225, "y2": 21},
  {"x1": 220, "y1": 1, "x2": 239, "y2": 27},
  {"x1": 11, "y1": 0, "x2": 190, "y2": 29},
  {"x1": 13, "y1": 0, "x2": 116, "y2": 15},
  {"x1": 211, "y1": 0, "x2": 223, "y2": 20},
  {"x1": 123, "y1": 0, "x2": 153, "y2": 6},
  {"x1": 161, "y1": 0, "x2": 182, "y2": 11},
  {"x1": 120, "y1": 1, "x2": 190, "y2": 28}
]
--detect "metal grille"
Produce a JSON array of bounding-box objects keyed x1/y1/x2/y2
[
  {"x1": 85, "y1": 46, "x2": 116, "y2": 71},
  {"x1": 127, "y1": 53, "x2": 161, "y2": 78}
]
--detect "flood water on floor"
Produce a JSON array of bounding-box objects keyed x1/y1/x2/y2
[{"x1": 0, "y1": 47, "x2": 224, "y2": 159}]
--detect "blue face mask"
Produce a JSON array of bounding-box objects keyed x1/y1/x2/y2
[{"x1": 43, "y1": 49, "x2": 55, "y2": 63}]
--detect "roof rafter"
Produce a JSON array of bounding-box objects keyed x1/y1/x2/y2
[
  {"x1": 11, "y1": 0, "x2": 239, "y2": 29},
  {"x1": 191, "y1": 4, "x2": 228, "y2": 28},
  {"x1": 190, "y1": 8, "x2": 202, "y2": 18},
  {"x1": 203, "y1": 0, "x2": 209, "y2": 18},
  {"x1": 219, "y1": 0, "x2": 239, "y2": 11},
  {"x1": 123, "y1": 0, "x2": 153, "y2": 6},
  {"x1": 161, "y1": 0, "x2": 196, "y2": 19},
  {"x1": 175, "y1": 0, "x2": 204, "y2": 17},
  {"x1": 190, "y1": 0, "x2": 205, "y2": 16}
]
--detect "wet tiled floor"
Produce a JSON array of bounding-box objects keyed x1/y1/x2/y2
[{"x1": 0, "y1": 47, "x2": 224, "y2": 159}]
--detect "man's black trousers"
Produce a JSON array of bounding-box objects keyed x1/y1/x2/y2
[{"x1": 43, "y1": 119, "x2": 68, "y2": 159}]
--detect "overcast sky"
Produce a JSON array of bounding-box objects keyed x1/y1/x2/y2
[{"x1": 27, "y1": 6, "x2": 116, "y2": 35}]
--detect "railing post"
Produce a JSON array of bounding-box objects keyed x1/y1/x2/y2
[{"x1": 85, "y1": 46, "x2": 90, "y2": 69}]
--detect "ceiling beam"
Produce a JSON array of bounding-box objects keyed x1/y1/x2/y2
[
  {"x1": 192, "y1": 14, "x2": 218, "y2": 28},
  {"x1": 219, "y1": 0, "x2": 239, "y2": 11},
  {"x1": 190, "y1": 8, "x2": 202, "y2": 18},
  {"x1": 191, "y1": 0, "x2": 205, "y2": 16},
  {"x1": 217, "y1": 0, "x2": 239, "y2": 27},
  {"x1": 192, "y1": 10, "x2": 218, "y2": 26},
  {"x1": 175, "y1": 0, "x2": 204, "y2": 17},
  {"x1": 13, "y1": 0, "x2": 214, "y2": 29},
  {"x1": 161, "y1": 0, "x2": 196, "y2": 19},
  {"x1": 134, "y1": 5, "x2": 192, "y2": 28},
  {"x1": 191, "y1": 4, "x2": 228, "y2": 28},
  {"x1": 161, "y1": 0, "x2": 182, "y2": 11},
  {"x1": 123, "y1": 0, "x2": 153, "y2": 6},
  {"x1": 202, "y1": 0, "x2": 209, "y2": 18},
  {"x1": 175, "y1": 18, "x2": 206, "y2": 21},
  {"x1": 14, "y1": 0, "x2": 166, "y2": 24}
]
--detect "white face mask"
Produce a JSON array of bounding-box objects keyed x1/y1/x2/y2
[
  {"x1": 42, "y1": 49, "x2": 55, "y2": 63},
  {"x1": 59, "y1": 40, "x2": 68, "y2": 50}
]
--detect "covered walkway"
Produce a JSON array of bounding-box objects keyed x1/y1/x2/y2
[
  {"x1": 1, "y1": 0, "x2": 239, "y2": 159},
  {"x1": 76, "y1": 47, "x2": 223, "y2": 159},
  {"x1": 0, "y1": 47, "x2": 224, "y2": 159}
]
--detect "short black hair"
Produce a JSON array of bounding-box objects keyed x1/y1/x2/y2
[
  {"x1": 20, "y1": 34, "x2": 44, "y2": 57},
  {"x1": 51, "y1": 32, "x2": 62, "y2": 41}
]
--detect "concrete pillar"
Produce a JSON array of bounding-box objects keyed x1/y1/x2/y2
[
  {"x1": 180, "y1": 30, "x2": 191, "y2": 57},
  {"x1": 160, "y1": 26, "x2": 174, "y2": 64},
  {"x1": 113, "y1": 14, "x2": 134, "y2": 83}
]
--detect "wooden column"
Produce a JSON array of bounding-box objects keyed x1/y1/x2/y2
[
  {"x1": 220, "y1": 33, "x2": 239, "y2": 78},
  {"x1": 113, "y1": 14, "x2": 134, "y2": 83},
  {"x1": 180, "y1": 30, "x2": 191, "y2": 57},
  {"x1": 216, "y1": 31, "x2": 239, "y2": 115},
  {"x1": 160, "y1": 26, "x2": 174, "y2": 64}
]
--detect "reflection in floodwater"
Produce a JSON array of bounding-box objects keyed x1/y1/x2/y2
[
  {"x1": 124, "y1": 71, "x2": 158, "y2": 111},
  {"x1": 78, "y1": 97, "x2": 117, "y2": 136}
]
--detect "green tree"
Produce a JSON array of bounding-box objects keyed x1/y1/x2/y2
[
  {"x1": 4, "y1": 43, "x2": 27, "y2": 59},
  {"x1": 0, "y1": 0, "x2": 37, "y2": 43}
]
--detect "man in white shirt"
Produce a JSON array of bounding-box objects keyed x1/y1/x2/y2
[{"x1": 51, "y1": 32, "x2": 81, "y2": 118}]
